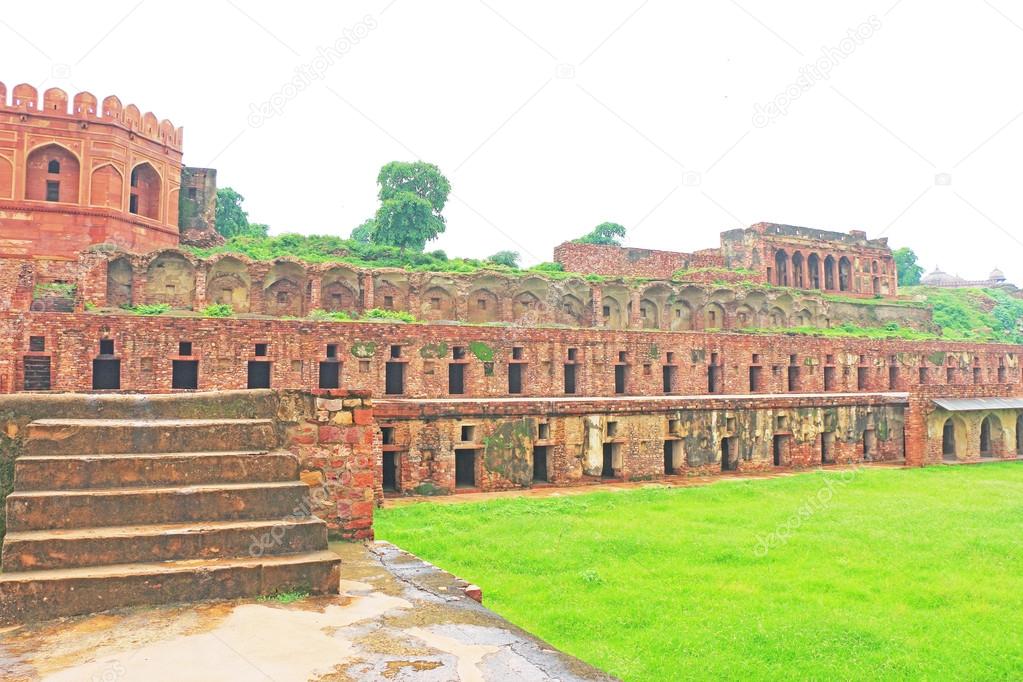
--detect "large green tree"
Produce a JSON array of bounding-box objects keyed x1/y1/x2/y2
[
  {"x1": 893, "y1": 247, "x2": 923, "y2": 286},
  {"x1": 350, "y1": 218, "x2": 377, "y2": 243},
  {"x1": 575, "y1": 222, "x2": 626, "y2": 246},
  {"x1": 372, "y1": 161, "x2": 451, "y2": 251},
  {"x1": 214, "y1": 188, "x2": 268, "y2": 238},
  {"x1": 487, "y1": 250, "x2": 520, "y2": 268}
]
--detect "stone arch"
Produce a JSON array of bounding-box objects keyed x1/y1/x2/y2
[
  {"x1": 734, "y1": 304, "x2": 756, "y2": 328},
  {"x1": 774, "y1": 249, "x2": 789, "y2": 286},
  {"x1": 838, "y1": 256, "x2": 852, "y2": 292},
  {"x1": 824, "y1": 255, "x2": 836, "y2": 290},
  {"x1": 704, "y1": 302, "x2": 725, "y2": 330},
  {"x1": 144, "y1": 251, "x2": 195, "y2": 308},
  {"x1": 420, "y1": 285, "x2": 456, "y2": 321},
  {"x1": 207, "y1": 256, "x2": 251, "y2": 312},
  {"x1": 791, "y1": 251, "x2": 805, "y2": 288},
  {"x1": 129, "y1": 162, "x2": 161, "y2": 220},
  {"x1": 979, "y1": 414, "x2": 1004, "y2": 458},
  {"x1": 89, "y1": 163, "x2": 123, "y2": 209},
  {"x1": 793, "y1": 308, "x2": 813, "y2": 327},
  {"x1": 601, "y1": 295, "x2": 626, "y2": 330},
  {"x1": 321, "y1": 266, "x2": 361, "y2": 314},
  {"x1": 807, "y1": 253, "x2": 821, "y2": 289},
  {"x1": 670, "y1": 300, "x2": 693, "y2": 331},
  {"x1": 468, "y1": 288, "x2": 500, "y2": 322},
  {"x1": 512, "y1": 278, "x2": 551, "y2": 324},
  {"x1": 26, "y1": 143, "x2": 80, "y2": 203},
  {"x1": 557, "y1": 292, "x2": 586, "y2": 326},
  {"x1": 639, "y1": 298, "x2": 660, "y2": 329},
  {"x1": 263, "y1": 261, "x2": 306, "y2": 317},
  {"x1": 768, "y1": 306, "x2": 788, "y2": 327},
  {"x1": 941, "y1": 416, "x2": 968, "y2": 461},
  {"x1": 106, "y1": 257, "x2": 133, "y2": 307},
  {"x1": 373, "y1": 274, "x2": 409, "y2": 312}
]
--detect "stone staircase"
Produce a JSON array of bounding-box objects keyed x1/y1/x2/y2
[{"x1": 0, "y1": 396, "x2": 340, "y2": 623}]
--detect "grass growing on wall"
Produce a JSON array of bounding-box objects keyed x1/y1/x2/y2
[{"x1": 377, "y1": 464, "x2": 1023, "y2": 681}]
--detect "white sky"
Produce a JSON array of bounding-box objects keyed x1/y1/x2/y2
[{"x1": 3, "y1": 1, "x2": 1022, "y2": 281}]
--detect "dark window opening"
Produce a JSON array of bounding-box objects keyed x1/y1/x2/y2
[
  {"x1": 129, "y1": 194, "x2": 138, "y2": 214},
  {"x1": 23, "y1": 356, "x2": 51, "y2": 391},
  {"x1": 919, "y1": 367, "x2": 928, "y2": 384},
  {"x1": 47, "y1": 159, "x2": 60, "y2": 173},
  {"x1": 567, "y1": 348, "x2": 578, "y2": 361},
  {"x1": 787, "y1": 366, "x2": 800, "y2": 392},
  {"x1": 708, "y1": 365, "x2": 722, "y2": 394},
  {"x1": 533, "y1": 446, "x2": 548, "y2": 482},
  {"x1": 390, "y1": 345, "x2": 401, "y2": 359},
  {"x1": 857, "y1": 367, "x2": 868, "y2": 390},
  {"x1": 187, "y1": 187, "x2": 197, "y2": 199},
  {"x1": 326, "y1": 344, "x2": 338, "y2": 359},
  {"x1": 448, "y1": 363, "x2": 465, "y2": 394},
  {"x1": 254, "y1": 343, "x2": 268, "y2": 357},
  {"x1": 946, "y1": 367, "x2": 955, "y2": 384},
  {"x1": 564, "y1": 364, "x2": 577, "y2": 394},
  {"x1": 452, "y1": 346, "x2": 466, "y2": 360},
  {"x1": 461, "y1": 424, "x2": 475, "y2": 442},
  {"x1": 618, "y1": 351, "x2": 627, "y2": 363},
  {"x1": 538, "y1": 422, "x2": 550, "y2": 440},
  {"x1": 614, "y1": 365, "x2": 627, "y2": 394},
  {"x1": 749, "y1": 366, "x2": 763, "y2": 392},
  {"x1": 382, "y1": 427, "x2": 395, "y2": 445},
  {"x1": 720, "y1": 437, "x2": 736, "y2": 472},
  {"x1": 178, "y1": 341, "x2": 192, "y2": 356},
  {"x1": 247, "y1": 361, "x2": 271, "y2": 389},
  {"x1": 662, "y1": 365, "x2": 676, "y2": 393},
  {"x1": 773, "y1": 434, "x2": 788, "y2": 466},
  {"x1": 663, "y1": 441, "x2": 677, "y2": 475},
  {"x1": 318, "y1": 361, "x2": 340, "y2": 389},
  {"x1": 28, "y1": 336, "x2": 45, "y2": 352},
  {"x1": 92, "y1": 359, "x2": 120, "y2": 390},
  {"x1": 99, "y1": 338, "x2": 114, "y2": 356},
  {"x1": 508, "y1": 363, "x2": 523, "y2": 394},
  {"x1": 385, "y1": 362, "x2": 404, "y2": 395},
  {"x1": 821, "y1": 432, "x2": 835, "y2": 464},
  {"x1": 512, "y1": 347, "x2": 524, "y2": 360},
  {"x1": 607, "y1": 421, "x2": 618, "y2": 437},
  {"x1": 383, "y1": 295, "x2": 394, "y2": 308},
  {"x1": 172, "y1": 360, "x2": 199, "y2": 389},
  {"x1": 942, "y1": 420, "x2": 956, "y2": 461},
  {"x1": 999, "y1": 367, "x2": 1007, "y2": 383},
  {"x1": 889, "y1": 366, "x2": 899, "y2": 390},
  {"x1": 973, "y1": 367, "x2": 981, "y2": 384},
  {"x1": 45, "y1": 180, "x2": 59, "y2": 202},
  {"x1": 863, "y1": 430, "x2": 876, "y2": 461},
  {"x1": 980, "y1": 417, "x2": 993, "y2": 457},
  {"x1": 602, "y1": 443, "x2": 616, "y2": 478},
  {"x1": 455, "y1": 449, "x2": 476, "y2": 488},
  {"x1": 382, "y1": 451, "x2": 398, "y2": 492}
]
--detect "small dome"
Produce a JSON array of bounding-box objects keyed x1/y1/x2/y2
[
  {"x1": 990, "y1": 267, "x2": 1006, "y2": 282},
  {"x1": 921, "y1": 267, "x2": 963, "y2": 286}
]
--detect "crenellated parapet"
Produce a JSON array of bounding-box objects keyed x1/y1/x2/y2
[{"x1": 2, "y1": 82, "x2": 183, "y2": 149}]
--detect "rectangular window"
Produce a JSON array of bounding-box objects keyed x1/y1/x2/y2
[
  {"x1": 607, "y1": 421, "x2": 619, "y2": 437},
  {"x1": 382, "y1": 427, "x2": 395, "y2": 445},
  {"x1": 22, "y1": 356, "x2": 51, "y2": 391},
  {"x1": 452, "y1": 346, "x2": 466, "y2": 360},
  {"x1": 385, "y1": 362, "x2": 404, "y2": 394},
  {"x1": 614, "y1": 365, "x2": 627, "y2": 394},
  {"x1": 857, "y1": 367, "x2": 868, "y2": 390},
  {"x1": 662, "y1": 365, "x2": 676, "y2": 393},
  {"x1": 187, "y1": 187, "x2": 197, "y2": 199},
  {"x1": 533, "y1": 446, "x2": 549, "y2": 482},
  {"x1": 749, "y1": 366, "x2": 763, "y2": 392},
  {"x1": 567, "y1": 348, "x2": 578, "y2": 361},
  {"x1": 460, "y1": 424, "x2": 476, "y2": 442},
  {"x1": 455, "y1": 449, "x2": 476, "y2": 488},
  {"x1": 512, "y1": 347, "x2": 524, "y2": 360},
  {"x1": 92, "y1": 358, "x2": 120, "y2": 390},
  {"x1": 448, "y1": 363, "x2": 465, "y2": 394},
  {"x1": 382, "y1": 452, "x2": 398, "y2": 492},
  {"x1": 318, "y1": 361, "x2": 340, "y2": 389},
  {"x1": 538, "y1": 422, "x2": 550, "y2": 440},
  {"x1": 326, "y1": 344, "x2": 338, "y2": 359},
  {"x1": 390, "y1": 345, "x2": 401, "y2": 359},
  {"x1": 247, "y1": 361, "x2": 271, "y2": 389},
  {"x1": 45, "y1": 180, "x2": 59, "y2": 202},
  {"x1": 129, "y1": 194, "x2": 138, "y2": 214},
  {"x1": 178, "y1": 341, "x2": 192, "y2": 356},
  {"x1": 919, "y1": 367, "x2": 928, "y2": 384},
  {"x1": 824, "y1": 366, "x2": 836, "y2": 391},
  {"x1": 787, "y1": 366, "x2": 800, "y2": 392},
  {"x1": 508, "y1": 363, "x2": 523, "y2": 394},
  {"x1": 28, "y1": 336, "x2": 45, "y2": 352},
  {"x1": 172, "y1": 360, "x2": 199, "y2": 389},
  {"x1": 99, "y1": 339, "x2": 114, "y2": 356},
  {"x1": 889, "y1": 366, "x2": 899, "y2": 390},
  {"x1": 254, "y1": 343, "x2": 268, "y2": 357},
  {"x1": 946, "y1": 367, "x2": 955, "y2": 384},
  {"x1": 564, "y1": 364, "x2": 577, "y2": 394}
]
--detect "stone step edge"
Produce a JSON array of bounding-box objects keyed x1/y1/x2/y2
[
  {"x1": 3, "y1": 517, "x2": 325, "y2": 543},
  {"x1": 28, "y1": 418, "x2": 275, "y2": 427},
  {"x1": 0, "y1": 549, "x2": 341, "y2": 583},
  {"x1": 7, "y1": 481, "x2": 308, "y2": 499}
]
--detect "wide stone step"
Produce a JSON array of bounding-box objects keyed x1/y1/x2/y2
[
  {"x1": 14, "y1": 451, "x2": 299, "y2": 490},
  {"x1": 0, "y1": 550, "x2": 341, "y2": 624},
  {"x1": 6, "y1": 482, "x2": 312, "y2": 532},
  {"x1": 0, "y1": 389, "x2": 281, "y2": 421},
  {"x1": 25, "y1": 418, "x2": 277, "y2": 456},
  {"x1": 2, "y1": 518, "x2": 327, "y2": 572}
]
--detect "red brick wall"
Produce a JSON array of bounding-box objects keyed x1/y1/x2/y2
[{"x1": 553, "y1": 241, "x2": 692, "y2": 279}]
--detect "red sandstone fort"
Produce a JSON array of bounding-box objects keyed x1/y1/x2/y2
[{"x1": 0, "y1": 81, "x2": 1020, "y2": 622}]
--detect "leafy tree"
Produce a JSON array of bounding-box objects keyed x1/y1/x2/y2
[
  {"x1": 214, "y1": 188, "x2": 267, "y2": 238},
  {"x1": 893, "y1": 247, "x2": 923, "y2": 286},
  {"x1": 575, "y1": 222, "x2": 626, "y2": 246},
  {"x1": 372, "y1": 162, "x2": 451, "y2": 251},
  {"x1": 487, "y1": 250, "x2": 519, "y2": 268},
  {"x1": 350, "y1": 219, "x2": 377, "y2": 243}
]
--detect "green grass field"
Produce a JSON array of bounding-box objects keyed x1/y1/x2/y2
[{"x1": 376, "y1": 464, "x2": 1023, "y2": 681}]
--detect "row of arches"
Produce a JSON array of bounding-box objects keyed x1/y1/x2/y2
[
  {"x1": 940, "y1": 413, "x2": 1023, "y2": 461},
  {"x1": 103, "y1": 252, "x2": 833, "y2": 329},
  {"x1": 12, "y1": 143, "x2": 163, "y2": 221},
  {"x1": 0, "y1": 82, "x2": 182, "y2": 146},
  {"x1": 772, "y1": 249, "x2": 894, "y2": 296}
]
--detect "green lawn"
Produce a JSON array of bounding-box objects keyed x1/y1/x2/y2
[{"x1": 376, "y1": 464, "x2": 1023, "y2": 681}]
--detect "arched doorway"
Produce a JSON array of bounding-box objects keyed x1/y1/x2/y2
[
  {"x1": 807, "y1": 253, "x2": 821, "y2": 289},
  {"x1": 129, "y1": 163, "x2": 161, "y2": 220},
  {"x1": 980, "y1": 416, "x2": 994, "y2": 457},
  {"x1": 774, "y1": 250, "x2": 789, "y2": 286},
  {"x1": 838, "y1": 257, "x2": 852, "y2": 292},
  {"x1": 942, "y1": 419, "x2": 956, "y2": 461},
  {"x1": 824, "y1": 255, "x2": 836, "y2": 290},
  {"x1": 791, "y1": 252, "x2": 805, "y2": 288},
  {"x1": 1017, "y1": 414, "x2": 1023, "y2": 456}
]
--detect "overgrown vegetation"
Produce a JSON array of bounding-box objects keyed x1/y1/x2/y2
[
  {"x1": 740, "y1": 322, "x2": 940, "y2": 341},
  {"x1": 361, "y1": 308, "x2": 417, "y2": 323},
  {"x1": 33, "y1": 282, "x2": 77, "y2": 299},
  {"x1": 121, "y1": 303, "x2": 171, "y2": 316},
  {"x1": 378, "y1": 465, "x2": 1023, "y2": 680},
  {"x1": 574, "y1": 222, "x2": 626, "y2": 246},
  {"x1": 904, "y1": 286, "x2": 1023, "y2": 343},
  {"x1": 201, "y1": 303, "x2": 234, "y2": 318},
  {"x1": 257, "y1": 589, "x2": 310, "y2": 604}
]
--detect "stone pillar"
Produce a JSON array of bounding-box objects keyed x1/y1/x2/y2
[
  {"x1": 249, "y1": 263, "x2": 267, "y2": 314},
  {"x1": 360, "y1": 272, "x2": 374, "y2": 311},
  {"x1": 308, "y1": 275, "x2": 322, "y2": 312},
  {"x1": 628, "y1": 290, "x2": 642, "y2": 329},
  {"x1": 193, "y1": 268, "x2": 208, "y2": 309},
  {"x1": 591, "y1": 286, "x2": 603, "y2": 328}
]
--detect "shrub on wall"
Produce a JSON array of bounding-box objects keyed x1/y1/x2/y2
[{"x1": 202, "y1": 304, "x2": 234, "y2": 318}]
